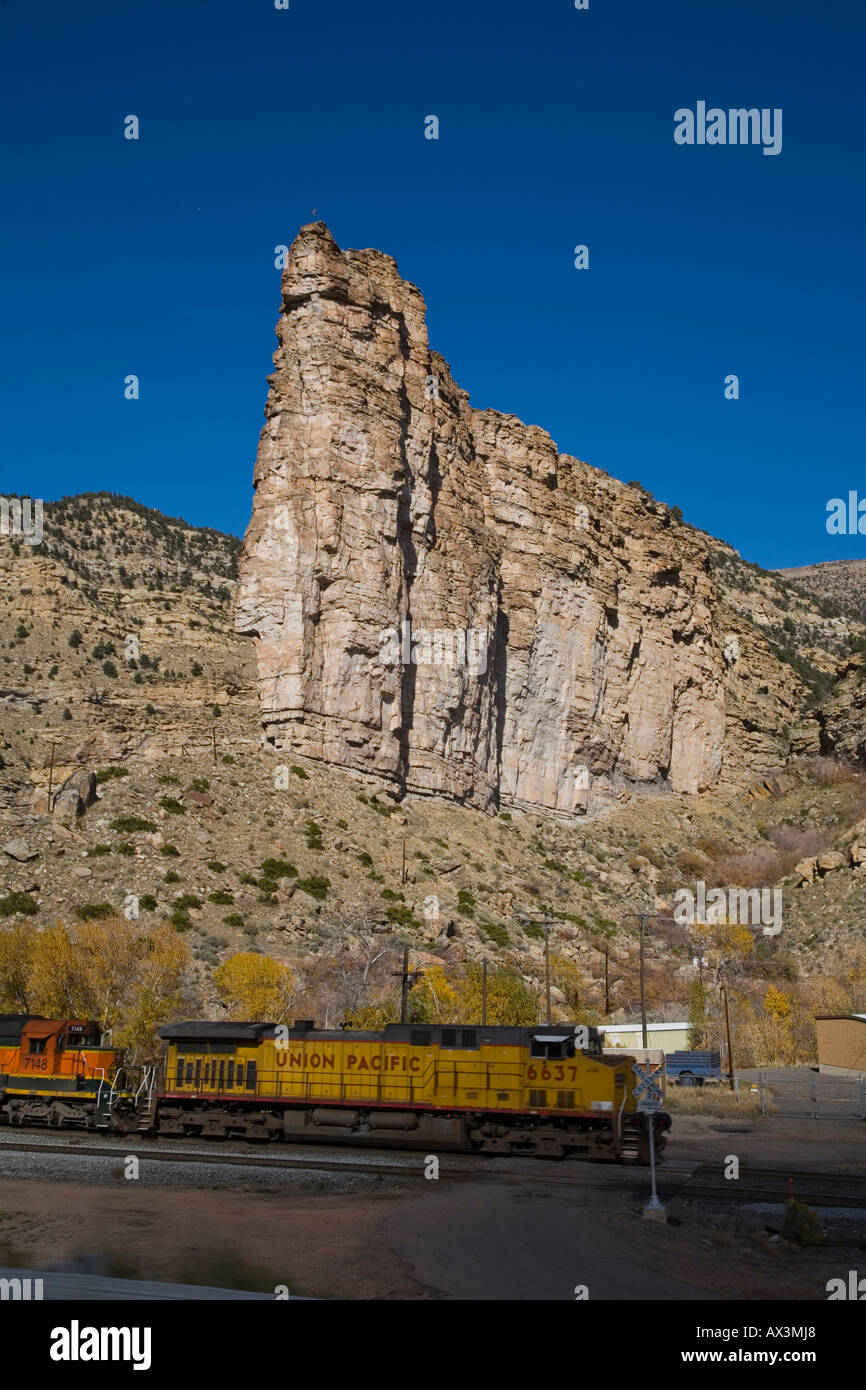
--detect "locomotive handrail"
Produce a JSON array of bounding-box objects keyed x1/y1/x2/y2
[
  {"x1": 616, "y1": 1085, "x2": 628, "y2": 1145},
  {"x1": 135, "y1": 1065, "x2": 156, "y2": 1101}
]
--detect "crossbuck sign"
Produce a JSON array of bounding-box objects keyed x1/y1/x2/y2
[{"x1": 632, "y1": 1061, "x2": 664, "y2": 1114}]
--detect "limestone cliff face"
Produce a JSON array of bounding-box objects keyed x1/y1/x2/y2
[{"x1": 235, "y1": 223, "x2": 811, "y2": 814}]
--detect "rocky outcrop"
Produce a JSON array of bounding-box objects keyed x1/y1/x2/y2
[{"x1": 236, "y1": 223, "x2": 830, "y2": 815}]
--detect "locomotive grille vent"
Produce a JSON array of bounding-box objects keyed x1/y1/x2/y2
[
  {"x1": 461, "y1": 1029, "x2": 477, "y2": 1048},
  {"x1": 410, "y1": 1030, "x2": 431, "y2": 1046},
  {"x1": 528, "y1": 1089, "x2": 547, "y2": 1107},
  {"x1": 441, "y1": 1029, "x2": 457, "y2": 1047},
  {"x1": 556, "y1": 1090, "x2": 576, "y2": 1109}
]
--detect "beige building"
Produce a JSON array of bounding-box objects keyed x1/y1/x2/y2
[
  {"x1": 816, "y1": 1015, "x2": 866, "y2": 1077},
  {"x1": 600, "y1": 1022, "x2": 690, "y2": 1053}
]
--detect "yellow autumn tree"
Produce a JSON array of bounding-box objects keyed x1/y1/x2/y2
[
  {"x1": 692, "y1": 919, "x2": 754, "y2": 985},
  {"x1": 6, "y1": 917, "x2": 191, "y2": 1060},
  {"x1": 115, "y1": 924, "x2": 191, "y2": 1057},
  {"x1": 0, "y1": 924, "x2": 35, "y2": 1011},
  {"x1": 344, "y1": 1001, "x2": 400, "y2": 1029},
  {"x1": 456, "y1": 964, "x2": 539, "y2": 1025},
  {"x1": 763, "y1": 984, "x2": 792, "y2": 1023},
  {"x1": 213, "y1": 952, "x2": 296, "y2": 1021},
  {"x1": 27, "y1": 922, "x2": 87, "y2": 1018},
  {"x1": 409, "y1": 964, "x2": 460, "y2": 1023}
]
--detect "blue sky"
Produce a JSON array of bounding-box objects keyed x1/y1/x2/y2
[{"x1": 1, "y1": 0, "x2": 864, "y2": 568}]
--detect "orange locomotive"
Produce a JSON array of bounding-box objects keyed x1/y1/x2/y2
[{"x1": 0, "y1": 1013, "x2": 125, "y2": 1129}]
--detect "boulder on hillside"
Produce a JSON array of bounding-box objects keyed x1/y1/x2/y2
[
  {"x1": 817, "y1": 851, "x2": 846, "y2": 874},
  {"x1": 793, "y1": 857, "x2": 817, "y2": 884},
  {"x1": 2, "y1": 839, "x2": 37, "y2": 862},
  {"x1": 53, "y1": 788, "x2": 85, "y2": 819},
  {"x1": 184, "y1": 788, "x2": 214, "y2": 807}
]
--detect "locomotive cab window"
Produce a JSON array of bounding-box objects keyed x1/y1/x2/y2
[
  {"x1": 529, "y1": 1033, "x2": 575, "y2": 1060},
  {"x1": 28, "y1": 1037, "x2": 47, "y2": 1054}
]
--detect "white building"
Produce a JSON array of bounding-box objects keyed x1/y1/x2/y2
[{"x1": 600, "y1": 1021, "x2": 690, "y2": 1053}]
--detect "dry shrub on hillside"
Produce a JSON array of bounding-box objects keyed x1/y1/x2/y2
[
  {"x1": 764, "y1": 825, "x2": 826, "y2": 857},
  {"x1": 803, "y1": 756, "x2": 862, "y2": 787},
  {"x1": 709, "y1": 845, "x2": 796, "y2": 887}
]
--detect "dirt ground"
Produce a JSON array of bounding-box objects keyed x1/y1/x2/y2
[
  {"x1": 2, "y1": 1119, "x2": 864, "y2": 1302},
  {"x1": 0, "y1": 1179, "x2": 429, "y2": 1300}
]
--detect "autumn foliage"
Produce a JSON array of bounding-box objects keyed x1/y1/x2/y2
[{"x1": 0, "y1": 917, "x2": 189, "y2": 1058}]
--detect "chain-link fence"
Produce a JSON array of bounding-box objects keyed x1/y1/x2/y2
[{"x1": 743, "y1": 1067, "x2": 866, "y2": 1119}]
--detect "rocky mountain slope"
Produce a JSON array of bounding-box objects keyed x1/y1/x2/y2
[
  {"x1": 778, "y1": 558, "x2": 866, "y2": 621},
  {"x1": 237, "y1": 223, "x2": 863, "y2": 819}
]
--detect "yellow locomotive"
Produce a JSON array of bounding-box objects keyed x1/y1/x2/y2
[{"x1": 155, "y1": 1019, "x2": 669, "y2": 1161}]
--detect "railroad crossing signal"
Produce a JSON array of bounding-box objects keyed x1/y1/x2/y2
[
  {"x1": 632, "y1": 1061, "x2": 664, "y2": 1114},
  {"x1": 632, "y1": 1061, "x2": 664, "y2": 1097},
  {"x1": 632, "y1": 1063, "x2": 666, "y2": 1217}
]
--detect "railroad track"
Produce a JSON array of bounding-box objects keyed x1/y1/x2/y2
[
  {"x1": 2, "y1": 1134, "x2": 865, "y2": 1208},
  {"x1": 676, "y1": 1164, "x2": 866, "y2": 1210},
  {"x1": 0, "y1": 1132, "x2": 693, "y2": 1189}
]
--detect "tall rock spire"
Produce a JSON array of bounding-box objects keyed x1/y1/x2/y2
[{"x1": 236, "y1": 225, "x2": 770, "y2": 815}]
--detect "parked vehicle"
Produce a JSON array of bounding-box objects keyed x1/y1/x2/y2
[{"x1": 665, "y1": 1050, "x2": 724, "y2": 1086}]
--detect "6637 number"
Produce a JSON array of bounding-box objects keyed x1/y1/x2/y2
[{"x1": 526, "y1": 1065, "x2": 579, "y2": 1082}]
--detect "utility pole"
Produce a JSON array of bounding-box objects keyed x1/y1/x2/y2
[
  {"x1": 46, "y1": 740, "x2": 56, "y2": 814},
  {"x1": 544, "y1": 918, "x2": 552, "y2": 1023},
  {"x1": 603, "y1": 944, "x2": 610, "y2": 1017},
  {"x1": 639, "y1": 913, "x2": 648, "y2": 1048},
  {"x1": 395, "y1": 945, "x2": 410, "y2": 1024},
  {"x1": 212, "y1": 726, "x2": 218, "y2": 764},
  {"x1": 481, "y1": 959, "x2": 488, "y2": 1025},
  {"x1": 401, "y1": 837, "x2": 407, "y2": 885},
  {"x1": 720, "y1": 983, "x2": 736, "y2": 1093},
  {"x1": 392, "y1": 946, "x2": 423, "y2": 1024}
]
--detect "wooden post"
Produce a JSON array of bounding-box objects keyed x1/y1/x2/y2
[
  {"x1": 604, "y1": 944, "x2": 610, "y2": 1016},
  {"x1": 401, "y1": 837, "x2": 407, "y2": 885},
  {"x1": 481, "y1": 959, "x2": 488, "y2": 1025},
  {"x1": 212, "y1": 726, "x2": 218, "y2": 764},
  {"x1": 46, "y1": 740, "x2": 56, "y2": 814}
]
